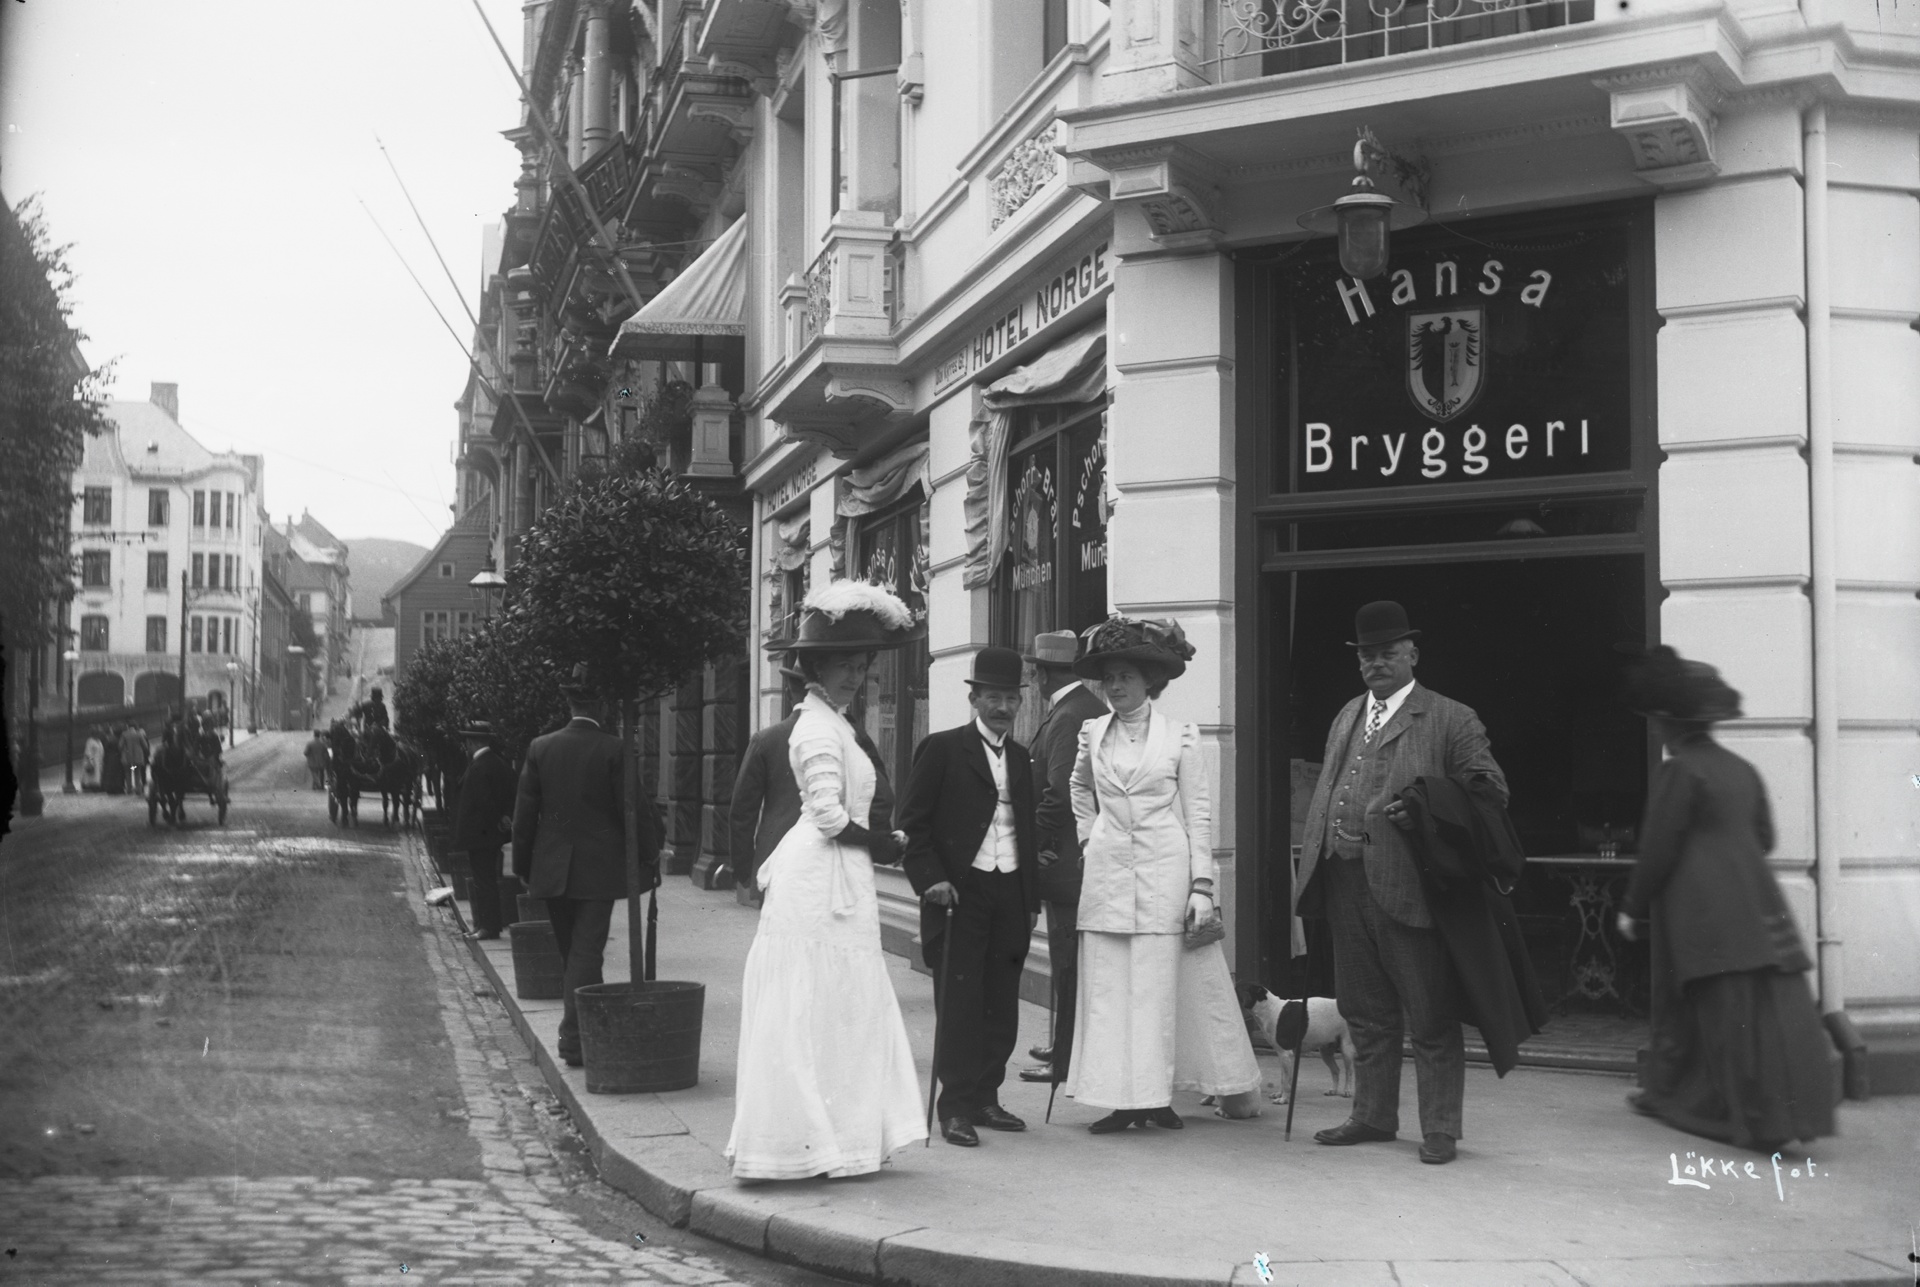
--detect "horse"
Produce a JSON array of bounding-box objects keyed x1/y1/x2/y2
[
  {"x1": 373, "y1": 737, "x2": 423, "y2": 829},
  {"x1": 147, "y1": 733, "x2": 190, "y2": 826},
  {"x1": 326, "y1": 721, "x2": 361, "y2": 827}
]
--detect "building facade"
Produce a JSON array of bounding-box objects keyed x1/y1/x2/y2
[
  {"x1": 68, "y1": 383, "x2": 263, "y2": 723},
  {"x1": 384, "y1": 501, "x2": 494, "y2": 684},
  {"x1": 282, "y1": 512, "x2": 352, "y2": 699},
  {"x1": 707, "y1": 0, "x2": 1919, "y2": 1078}
]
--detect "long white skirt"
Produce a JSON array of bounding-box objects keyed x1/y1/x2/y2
[
  {"x1": 1066, "y1": 930, "x2": 1262, "y2": 1111},
  {"x1": 725, "y1": 830, "x2": 925, "y2": 1180}
]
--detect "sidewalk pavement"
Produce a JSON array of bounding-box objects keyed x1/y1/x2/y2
[{"x1": 426, "y1": 847, "x2": 1918, "y2": 1287}]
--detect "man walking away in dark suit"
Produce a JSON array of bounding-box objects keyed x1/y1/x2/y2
[
  {"x1": 454, "y1": 721, "x2": 517, "y2": 940},
  {"x1": 899, "y1": 646, "x2": 1039, "y2": 1148},
  {"x1": 1293, "y1": 601, "x2": 1508, "y2": 1166},
  {"x1": 1020, "y1": 630, "x2": 1106, "y2": 1084},
  {"x1": 513, "y1": 667, "x2": 656, "y2": 1068}
]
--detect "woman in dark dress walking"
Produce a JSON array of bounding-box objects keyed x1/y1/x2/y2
[{"x1": 1617, "y1": 647, "x2": 1837, "y2": 1152}]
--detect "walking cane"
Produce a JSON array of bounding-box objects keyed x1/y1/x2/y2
[
  {"x1": 643, "y1": 887, "x2": 658, "y2": 982},
  {"x1": 924, "y1": 902, "x2": 953, "y2": 1146},
  {"x1": 1283, "y1": 1033, "x2": 1306, "y2": 1141}
]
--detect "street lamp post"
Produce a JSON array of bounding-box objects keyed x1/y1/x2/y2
[
  {"x1": 61, "y1": 648, "x2": 79, "y2": 794},
  {"x1": 469, "y1": 566, "x2": 507, "y2": 622},
  {"x1": 225, "y1": 660, "x2": 239, "y2": 748}
]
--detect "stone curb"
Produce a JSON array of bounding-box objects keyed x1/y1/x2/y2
[{"x1": 427, "y1": 851, "x2": 1907, "y2": 1287}]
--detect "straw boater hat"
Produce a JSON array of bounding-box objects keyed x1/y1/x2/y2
[
  {"x1": 1024, "y1": 629, "x2": 1080, "y2": 668},
  {"x1": 1073, "y1": 615, "x2": 1196, "y2": 682},
  {"x1": 1623, "y1": 645, "x2": 1743, "y2": 722},
  {"x1": 764, "y1": 580, "x2": 918, "y2": 656}
]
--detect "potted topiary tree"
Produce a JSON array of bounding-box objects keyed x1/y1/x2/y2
[{"x1": 509, "y1": 464, "x2": 746, "y2": 1092}]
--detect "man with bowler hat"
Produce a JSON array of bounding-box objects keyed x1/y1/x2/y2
[
  {"x1": 513, "y1": 664, "x2": 657, "y2": 1067},
  {"x1": 1019, "y1": 630, "x2": 1106, "y2": 1083},
  {"x1": 899, "y1": 647, "x2": 1039, "y2": 1147},
  {"x1": 1294, "y1": 601, "x2": 1507, "y2": 1165},
  {"x1": 453, "y1": 721, "x2": 516, "y2": 940}
]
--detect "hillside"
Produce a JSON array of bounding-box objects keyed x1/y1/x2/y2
[{"x1": 343, "y1": 537, "x2": 431, "y2": 621}]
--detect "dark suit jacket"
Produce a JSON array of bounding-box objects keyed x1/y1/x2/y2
[
  {"x1": 452, "y1": 747, "x2": 517, "y2": 852},
  {"x1": 1295, "y1": 683, "x2": 1507, "y2": 928},
  {"x1": 511, "y1": 717, "x2": 645, "y2": 900},
  {"x1": 1029, "y1": 683, "x2": 1106, "y2": 908},
  {"x1": 899, "y1": 722, "x2": 1039, "y2": 964},
  {"x1": 1622, "y1": 734, "x2": 1809, "y2": 986},
  {"x1": 728, "y1": 714, "x2": 800, "y2": 888}
]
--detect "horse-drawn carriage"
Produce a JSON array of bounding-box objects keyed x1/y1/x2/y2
[
  {"x1": 148, "y1": 737, "x2": 229, "y2": 826},
  {"x1": 326, "y1": 721, "x2": 422, "y2": 829}
]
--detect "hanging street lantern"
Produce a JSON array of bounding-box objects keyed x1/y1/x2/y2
[{"x1": 1299, "y1": 129, "x2": 1429, "y2": 281}]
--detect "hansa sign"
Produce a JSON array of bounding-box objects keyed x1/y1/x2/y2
[{"x1": 1275, "y1": 207, "x2": 1637, "y2": 493}]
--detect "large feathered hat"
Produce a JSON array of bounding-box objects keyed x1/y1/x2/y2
[
  {"x1": 765, "y1": 580, "x2": 919, "y2": 654},
  {"x1": 1073, "y1": 614, "x2": 1197, "y2": 682},
  {"x1": 1622, "y1": 645, "x2": 1743, "y2": 722}
]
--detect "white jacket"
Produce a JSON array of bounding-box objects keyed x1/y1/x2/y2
[{"x1": 1070, "y1": 707, "x2": 1213, "y2": 935}]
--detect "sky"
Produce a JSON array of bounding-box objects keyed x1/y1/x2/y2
[{"x1": 1, "y1": 0, "x2": 530, "y2": 547}]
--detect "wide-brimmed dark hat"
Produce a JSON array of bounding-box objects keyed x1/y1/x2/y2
[
  {"x1": 764, "y1": 580, "x2": 918, "y2": 655},
  {"x1": 458, "y1": 720, "x2": 496, "y2": 741},
  {"x1": 1623, "y1": 645, "x2": 1743, "y2": 721},
  {"x1": 967, "y1": 646, "x2": 1026, "y2": 690},
  {"x1": 1347, "y1": 600, "x2": 1422, "y2": 648},
  {"x1": 1073, "y1": 615, "x2": 1195, "y2": 682},
  {"x1": 560, "y1": 662, "x2": 598, "y2": 698},
  {"x1": 1023, "y1": 629, "x2": 1080, "y2": 667}
]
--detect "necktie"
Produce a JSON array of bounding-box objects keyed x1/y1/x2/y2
[
  {"x1": 1364, "y1": 699, "x2": 1389, "y2": 744},
  {"x1": 982, "y1": 736, "x2": 1004, "y2": 760}
]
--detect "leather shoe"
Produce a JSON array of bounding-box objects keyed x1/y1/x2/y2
[
  {"x1": 1088, "y1": 1110, "x2": 1140, "y2": 1134},
  {"x1": 970, "y1": 1104, "x2": 1026, "y2": 1132},
  {"x1": 463, "y1": 930, "x2": 500, "y2": 941},
  {"x1": 1419, "y1": 1132, "x2": 1457, "y2": 1164},
  {"x1": 941, "y1": 1117, "x2": 979, "y2": 1147},
  {"x1": 1314, "y1": 1119, "x2": 1396, "y2": 1146},
  {"x1": 1625, "y1": 1092, "x2": 1660, "y2": 1119},
  {"x1": 559, "y1": 1050, "x2": 583, "y2": 1068},
  {"x1": 1143, "y1": 1106, "x2": 1184, "y2": 1130},
  {"x1": 1018, "y1": 1064, "x2": 1057, "y2": 1083},
  {"x1": 1028, "y1": 1044, "x2": 1053, "y2": 1062}
]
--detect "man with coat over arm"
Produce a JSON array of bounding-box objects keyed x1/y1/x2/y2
[
  {"x1": 899, "y1": 647, "x2": 1039, "y2": 1148},
  {"x1": 513, "y1": 666, "x2": 660, "y2": 1068},
  {"x1": 1293, "y1": 601, "x2": 1508, "y2": 1166}
]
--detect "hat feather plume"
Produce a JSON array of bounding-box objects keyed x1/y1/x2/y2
[{"x1": 802, "y1": 579, "x2": 914, "y2": 631}]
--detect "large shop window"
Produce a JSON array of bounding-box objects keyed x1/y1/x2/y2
[
  {"x1": 849, "y1": 494, "x2": 929, "y2": 798},
  {"x1": 1242, "y1": 202, "x2": 1659, "y2": 1009}
]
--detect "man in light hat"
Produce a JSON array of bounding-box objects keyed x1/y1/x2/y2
[
  {"x1": 899, "y1": 647, "x2": 1039, "y2": 1147},
  {"x1": 513, "y1": 664, "x2": 655, "y2": 1067},
  {"x1": 1019, "y1": 630, "x2": 1106, "y2": 1084},
  {"x1": 453, "y1": 720, "x2": 516, "y2": 940},
  {"x1": 1293, "y1": 600, "x2": 1508, "y2": 1165}
]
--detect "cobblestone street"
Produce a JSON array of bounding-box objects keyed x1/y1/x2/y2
[{"x1": 0, "y1": 733, "x2": 837, "y2": 1286}]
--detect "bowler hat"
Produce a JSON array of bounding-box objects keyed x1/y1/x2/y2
[
  {"x1": 1347, "y1": 601, "x2": 1422, "y2": 648},
  {"x1": 764, "y1": 580, "x2": 918, "y2": 655},
  {"x1": 967, "y1": 646, "x2": 1026, "y2": 690},
  {"x1": 1024, "y1": 629, "x2": 1080, "y2": 667}
]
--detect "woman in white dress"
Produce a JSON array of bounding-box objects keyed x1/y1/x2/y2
[
  {"x1": 726, "y1": 581, "x2": 927, "y2": 1179},
  {"x1": 1066, "y1": 616, "x2": 1262, "y2": 1132}
]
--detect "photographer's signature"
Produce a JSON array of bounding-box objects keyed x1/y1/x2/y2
[{"x1": 1668, "y1": 1150, "x2": 1825, "y2": 1200}]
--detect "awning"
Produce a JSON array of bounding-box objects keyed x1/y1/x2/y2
[{"x1": 609, "y1": 216, "x2": 747, "y2": 362}]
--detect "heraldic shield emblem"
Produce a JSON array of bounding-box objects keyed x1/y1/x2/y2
[{"x1": 1406, "y1": 307, "x2": 1484, "y2": 421}]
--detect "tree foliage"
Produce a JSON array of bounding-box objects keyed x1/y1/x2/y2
[
  {"x1": 0, "y1": 196, "x2": 114, "y2": 652},
  {"x1": 392, "y1": 634, "x2": 464, "y2": 774},
  {"x1": 510, "y1": 467, "x2": 747, "y2": 703},
  {"x1": 445, "y1": 610, "x2": 570, "y2": 764}
]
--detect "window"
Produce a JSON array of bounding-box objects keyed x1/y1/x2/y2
[
  {"x1": 147, "y1": 552, "x2": 169, "y2": 591},
  {"x1": 191, "y1": 616, "x2": 204, "y2": 653},
  {"x1": 997, "y1": 402, "x2": 1108, "y2": 651},
  {"x1": 193, "y1": 490, "x2": 206, "y2": 527},
  {"x1": 830, "y1": 0, "x2": 902, "y2": 221},
  {"x1": 81, "y1": 550, "x2": 111, "y2": 587},
  {"x1": 298, "y1": 592, "x2": 312, "y2": 613},
  {"x1": 1043, "y1": 0, "x2": 1069, "y2": 64},
  {"x1": 222, "y1": 617, "x2": 234, "y2": 655},
  {"x1": 82, "y1": 487, "x2": 112, "y2": 526},
  {"x1": 146, "y1": 616, "x2": 168, "y2": 653},
  {"x1": 223, "y1": 555, "x2": 236, "y2": 591},
  {"x1": 192, "y1": 554, "x2": 204, "y2": 588},
  {"x1": 80, "y1": 615, "x2": 109, "y2": 651},
  {"x1": 422, "y1": 610, "x2": 451, "y2": 642},
  {"x1": 456, "y1": 610, "x2": 474, "y2": 638},
  {"x1": 851, "y1": 492, "x2": 930, "y2": 797},
  {"x1": 439, "y1": 562, "x2": 454, "y2": 579},
  {"x1": 225, "y1": 492, "x2": 237, "y2": 530},
  {"x1": 148, "y1": 489, "x2": 169, "y2": 527}
]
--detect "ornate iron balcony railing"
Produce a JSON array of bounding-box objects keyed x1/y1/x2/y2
[{"x1": 1215, "y1": 0, "x2": 1593, "y2": 75}]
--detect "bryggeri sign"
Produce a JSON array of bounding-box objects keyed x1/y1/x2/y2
[
  {"x1": 1281, "y1": 211, "x2": 1634, "y2": 492},
  {"x1": 934, "y1": 242, "x2": 1111, "y2": 394}
]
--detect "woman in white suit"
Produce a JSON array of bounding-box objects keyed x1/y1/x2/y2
[{"x1": 1065, "y1": 617, "x2": 1262, "y2": 1133}]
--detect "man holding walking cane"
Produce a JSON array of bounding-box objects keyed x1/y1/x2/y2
[{"x1": 900, "y1": 647, "x2": 1040, "y2": 1149}]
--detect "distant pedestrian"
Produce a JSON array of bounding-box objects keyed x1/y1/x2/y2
[
  {"x1": 454, "y1": 722, "x2": 516, "y2": 941},
  {"x1": 304, "y1": 730, "x2": 329, "y2": 791},
  {"x1": 81, "y1": 730, "x2": 104, "y2": 791},
  {"x1": 101, "y1": 727, "x2": 124, "y2": 796},
  {"x1": 1618, "y1": 647, "x2": 1837, "y2": 1152},
  {"x1": 121, "y1": 722, "x2": 150, "y2": 794},
  {"x1": 512, "y1": 666, "x2": 656, "y2": 1069}
]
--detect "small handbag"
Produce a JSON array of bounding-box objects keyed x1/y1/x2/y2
[{"x1": 1184, "y1": 906, "x2": 1226, "y2": 949}]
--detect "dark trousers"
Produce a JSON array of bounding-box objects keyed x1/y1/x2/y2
[
  {"x1": 468, "y1": 846, "x2": 504, "y2": 935},
  {"x1": 1326, "y1": 856, "x2": 1465, "y2": 1139},
  {"x1": 546, "y1": 897, "x2": 614, "y2": 1057},
  {"x1": 930, "y1": 866, "x2": 1031, "y2": 1120},
  {"x1": 1044, "y1": 899, "x2": 1078, "y2": 1079}
]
